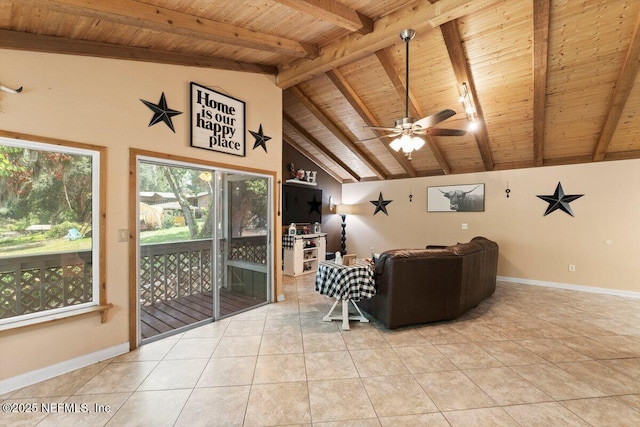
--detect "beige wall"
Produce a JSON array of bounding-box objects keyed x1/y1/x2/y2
[
  {"x1": 0, "y1": 49, "x2": 283, "y2": 380},
  {"x1": 343, "y1": 159, "x2": 640, "y2": 294}
]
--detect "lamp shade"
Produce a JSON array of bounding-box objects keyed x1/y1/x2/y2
[
  {"x1": 411, "y1": 136, "x2": 425, "y2": 150},
  {"x1": 335, "y1": 204, "x2": 352, "y2": 215},
  {"x1": 389, "y1": 137, "x2": 402, "y2": 152}
]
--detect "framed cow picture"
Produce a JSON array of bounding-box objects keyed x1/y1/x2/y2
[{"x1": 427, "y1": 184, "x2": 485, "y2": 212}]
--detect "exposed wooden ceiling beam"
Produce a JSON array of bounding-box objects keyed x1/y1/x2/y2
[
  {"x1": 284, "y1": 113, "x2": 361, "y2": 182},
  {"x1": 423, "y1": 137, "x2": 452, "y2": 175},
  {"x1": 375, "y1": 49, "x2": 419, "y2": 118},
  {"x1": 276, "y1": 0, "x2": 503, "y2": 88},
  {"x1": 493, "y1": 160, "x2": 536, "y2": 171},
  {"x1": 604, "y1": 149, "x2": 640, "y2": 162},
  {"x1": 0, "y1": 30, "x2": 277, "y2": 74},
  {"x1": 283, "y1": 135, "x2": 345, "y2": 183},
  {"x1": 592, "y1": 9, "x2": 640, "y2": 161},
  {"x1": 273, "y1": 0, "x2": 373, "y2": 34},
  {"x1": 440, "y1": 20, "x2": 494, "y2": 171},
  {"x1": 325, "y1": 69, "x2": 417, "y2": 177},
  {"x1": 543, "y1": 155, "x2": 593, "y2": 167},
  {"x1": 289, "y1": 86, "x2": 387, "y2": 180},
  {"x1": 533, "y1": 0, "x2": 550, "y2": 167},
  {"x1": 375, "y1": 48, "x2": 424, "y2": 117},
  {"x1": 19, "y1": 0, "x2": 317, "y2": 58},
  {"x1": 375, "y1": 48, "x2": 452, "y2": 175}
]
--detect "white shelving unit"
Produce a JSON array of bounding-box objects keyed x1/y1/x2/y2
[{"x1": 283, "y1": 233, "x2": 326, "y2": 276}]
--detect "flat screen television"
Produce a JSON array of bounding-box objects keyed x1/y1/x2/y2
[{"x1": 282, "y1": 184, "x2": 322, "y2": 225}]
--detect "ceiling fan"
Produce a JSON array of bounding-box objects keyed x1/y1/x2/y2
[{"x1": 361, "y1": 29, "x2": 466, "y2": 159}]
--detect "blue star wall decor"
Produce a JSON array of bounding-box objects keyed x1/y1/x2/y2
[
  {"x1": 370, "y1": 192, "x2": 392, "y2": 216},
  {"x1": 140, "y1": 92, "x2": 182, "y2": 133},
  {"x1": 250, "y1": 124, "x2": 272, "y2": 153},
  {"x1": 537, "y1": 182, "x2": 584, "y2": 217}
]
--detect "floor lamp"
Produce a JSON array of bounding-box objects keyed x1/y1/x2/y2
[{"x1": 335, "y1": 204, "x2": 352, "y2": 256}]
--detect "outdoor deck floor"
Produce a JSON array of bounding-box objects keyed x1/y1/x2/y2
[{"x1": 141, "y1": 289, "x2": 265, "y2": 340}]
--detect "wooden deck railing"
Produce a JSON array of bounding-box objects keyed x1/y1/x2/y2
[
  {"x1": 0, "y1": 236, "x2": 267, "y2": 319},
  {"x1": 0, "y1": 251, "x2": 93, "y2": 319},
  {"x1": 229, "y1": 235, "x2": 268, "y2": 265},
  {"x1": 140, "y1": 240, "x2": 213, "y2": 307},
  {"x1": 139, "y1": 236, "x2": 266, "y2": 307}
]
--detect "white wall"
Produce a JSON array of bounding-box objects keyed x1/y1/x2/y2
[
  {"x1": 342, "y1": 159, "x2": 640, "y2": 294},
  {"x1": 0, "y1": 49, "x2": 283, "y2": 381}
]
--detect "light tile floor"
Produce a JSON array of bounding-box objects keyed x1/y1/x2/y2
[{"x1": 3, "y1": 276, "x2": 640, "y2": 426}]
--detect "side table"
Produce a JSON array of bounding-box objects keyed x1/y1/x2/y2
[{"x1": 315, "y1": 259, "x2": 376, "y2": 330}]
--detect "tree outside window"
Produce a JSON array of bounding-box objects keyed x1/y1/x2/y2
[{"x1": 0, "y1": 139, "x2": 100, "y2": 324}]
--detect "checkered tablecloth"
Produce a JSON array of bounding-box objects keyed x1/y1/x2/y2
[
  {"x1": 282, "y1": 235, "x2": 295, "y2": 249},
  {"x1": 315, "y1": 259, "x2": 376, "y2": 301}
]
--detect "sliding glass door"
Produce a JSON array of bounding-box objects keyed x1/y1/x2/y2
[
  {"x1": 136, "y1": 158, "x2": 271, "y2": 344},
  {"x1": 216, "y1": 173, "x2": 270, "y2": 319}
]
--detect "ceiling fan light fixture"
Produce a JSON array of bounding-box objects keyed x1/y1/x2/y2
[
  {"x1": 389, "y1": 137, "x2": 403, "y2": 152},
  {"x1": 400, "y1": 134, "x2": 413, "y2": 153},
  {"x1": 391, "y1": 134, "x2": 423, "y2": 154},
  {"x1": 468, "y1": 120, "x2": 479, "y2": 132},
  {"x1": 411, "y1": 136, "x2": 425, "y2": 151}
]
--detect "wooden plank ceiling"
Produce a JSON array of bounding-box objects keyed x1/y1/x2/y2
[{"x1": 2, "y1": 0, "x2": 639, "y2": 182}]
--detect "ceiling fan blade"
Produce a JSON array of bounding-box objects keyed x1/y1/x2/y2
[
  {"x1": 365, "y1": 125, "x2": 401, "y2": 132},
  {"x1": 356, "y1": 133, "x2": 400, "y2": 143},
  {"x1": 427, "y1": 128, "x2": 467, "y2": 136},
  {"x1": 413, "y1": 109, "x2": 457, "y2": 130}
]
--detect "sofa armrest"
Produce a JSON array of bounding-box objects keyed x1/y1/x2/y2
[{"x1": 367, "y1": 251, "x2": 465, "y2": 328}]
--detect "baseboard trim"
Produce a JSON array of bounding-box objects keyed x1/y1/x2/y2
[
  {"x1": 497, "y1": 276, "x2": 640, "y2": 299},
  {"x1": 0, "y1": 342, "x2": 129, "y2": 395}
]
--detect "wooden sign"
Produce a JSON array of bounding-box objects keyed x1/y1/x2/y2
[{"x1": 190, "y1": 82, "x2": 245, "y2": 156}]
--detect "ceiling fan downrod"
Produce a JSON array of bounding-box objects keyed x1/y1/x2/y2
[{"x1": 400, "y1": 29, "x2": 415, "y2": 119}]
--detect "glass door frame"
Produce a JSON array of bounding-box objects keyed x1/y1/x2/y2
[
  {"x1": 215, "y1": 172, "x2": 272, "y2": 320},
  {"x1": 129, "y1": 150, "x2": 275, "y2": 350}
]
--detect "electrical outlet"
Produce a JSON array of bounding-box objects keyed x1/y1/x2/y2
[
  {"x1": 461, "y1": 223, "x2": 468, "y2": 230},
  {"x1": 568, "y1": 264, "x2": 576, "y2": 272}
]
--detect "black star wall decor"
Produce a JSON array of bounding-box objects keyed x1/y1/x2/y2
[
  {"x1": 307, "y1": 194, "x2": 321, "y2": 215},
  {"x1": 536, "y1": 182, "x2": 584, "y2": 217},
  {"x1": 250, "y1": 124, "x2": 272, "y2": 153},
  {"x1": 370, "y1": 192, "x2": 392, "y2": 216},
  {"x1": 140, "y1": 92, "x2": 182, "y2": 133}
]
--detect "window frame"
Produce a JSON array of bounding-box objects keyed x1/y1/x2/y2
[{"x1": 0, "y1": 133, "x2": 108, "y2": 330}]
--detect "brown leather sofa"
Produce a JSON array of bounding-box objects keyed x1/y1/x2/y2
[{"x1": 358, "y1": 236, "x2": 499, "y2": 329}]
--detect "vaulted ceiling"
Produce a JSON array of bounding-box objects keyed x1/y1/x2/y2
[{"x1": 2, "y1": 0, "x2": 639, "y2": 182}]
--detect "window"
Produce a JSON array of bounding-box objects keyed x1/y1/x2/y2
[{"x1": 0, "y1": 136, "x2": 104, "y2": 328}]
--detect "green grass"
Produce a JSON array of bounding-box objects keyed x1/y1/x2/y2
[
  {"x1": 140, "y1": 226, "x2": 194, "y2": 244},
  {"x1": 0, "y1": 225, "x2": 203, "y2": 258},
  {"x1": 0, "y1": 237, "x2": 92, "y2": 257}
]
